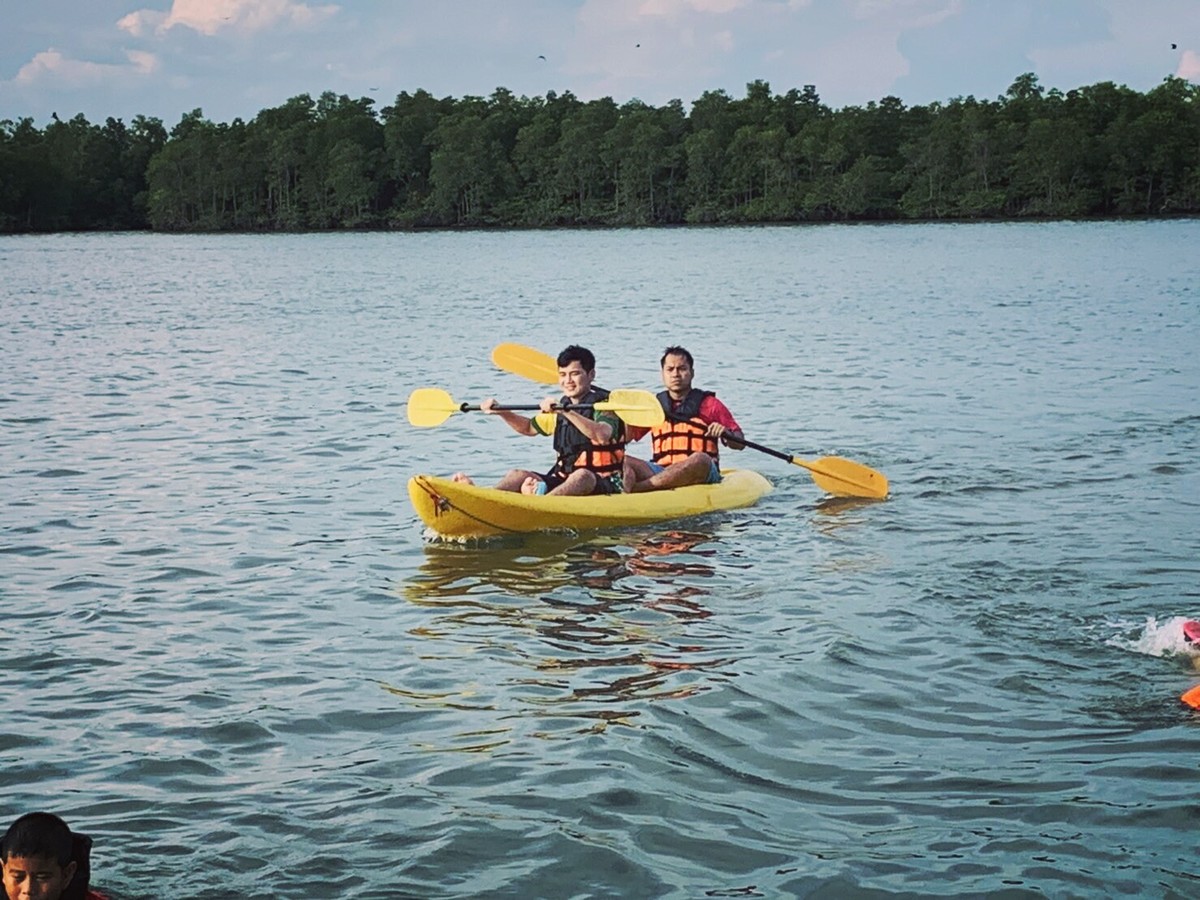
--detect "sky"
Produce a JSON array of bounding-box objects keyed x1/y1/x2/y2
[{"x1": 2, "y1": 0, "x2": 1198, "y2": 128}]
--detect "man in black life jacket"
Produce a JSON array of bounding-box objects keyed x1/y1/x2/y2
[
  {"x1": 623, "y1": 346, "x2": 744, "y2": 493},
  {"x1": 451, "y1": 345, "x2": 627, "y2": 496}
]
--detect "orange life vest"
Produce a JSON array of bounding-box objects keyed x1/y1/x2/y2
[
  {"x1": 651, "y1": 389, "x2": 720, "y2": 466},
  {"x1": 551, "y1": 388, "x2": 626, "y2": 479}
]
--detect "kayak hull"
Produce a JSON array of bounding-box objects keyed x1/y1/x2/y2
[{"x1": 408, "y1": 469, "x2": 773, "y2": 540}]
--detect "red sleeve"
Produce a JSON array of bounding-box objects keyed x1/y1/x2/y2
[
  {"x1": 625, "y1": 424, "x2": 650, "y2": 443},
  {"x1": 699, "y1": 395, "x2": 741, "y2": 432}
]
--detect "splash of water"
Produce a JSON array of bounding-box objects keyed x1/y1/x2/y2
[{"x1": 1105, "y1": 615, "x2": 1200, "y2": 659}]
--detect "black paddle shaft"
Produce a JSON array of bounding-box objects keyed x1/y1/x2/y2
[
  {"x1": 658, "y1": 408, "x2": 787, "y2": 461},
  {"x1": 458, "y1": 402, "x2": 597, "y2": 413}
]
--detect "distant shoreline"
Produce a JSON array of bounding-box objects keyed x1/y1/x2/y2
[
  {"x1": 4, "y1": 73, "x2": 1199, "y2": 234},
  {"x1": 7, "y1": 212, "x2": 1199, "y2": 238}
]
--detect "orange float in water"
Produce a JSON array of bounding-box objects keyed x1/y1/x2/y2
[{"x1": 1182, "y1": 684, "x2": 1200, "y2": 710}]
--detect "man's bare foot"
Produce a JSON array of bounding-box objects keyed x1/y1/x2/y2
[
  {"x1": 451, "y1": 472, "x2": 474, "y2": 484},
  {"x1": 521, "y1": 476, "x2": 545, "y2": 495}
]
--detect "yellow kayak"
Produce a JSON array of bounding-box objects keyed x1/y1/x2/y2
[{"x1": 408, "y1": 469, "x2": 773, "y2": 540}]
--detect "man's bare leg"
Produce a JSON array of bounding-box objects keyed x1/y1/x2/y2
[
  {"x1": 622, "y1": 457, "x2": 655, "y2": 493},
  {"x1": 630, "y1": 453, "x2": 714, "y2": 492},
  {"x1": 548, "y1": 469, "x2": 597, "y2": 496},
  {"x1": 494, "y1": 468, "x2": 540, "y2": 492}
]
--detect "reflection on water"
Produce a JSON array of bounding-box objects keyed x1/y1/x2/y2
[
  {"x1": 391, "y1": 527, "x2": 733, "y2": 742},
  {"x1": 812, "y1": 494, "x2": 883, "y2": 518},
  {"x1": 404, "y1": 527, "x2": 718, "y2": 601}
]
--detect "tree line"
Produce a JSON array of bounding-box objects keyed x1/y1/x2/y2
[{"x1": 2, "y1": 73, "x2": 1198, "y2": 233}]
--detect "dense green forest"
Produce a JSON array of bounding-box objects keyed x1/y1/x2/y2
[{"x1": 2, "y1": 73, "x2": 1198, "y2": 233}]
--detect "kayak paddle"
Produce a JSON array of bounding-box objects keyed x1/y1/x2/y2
[
  {"x1": 492, "y1": 342, "x2": 559, "y2": 384},
  {"x1": 406, "y1": 387, "x2": 665, "y2": 428},
  {"x1": 490, "y1": 342, "x2": 890, "y2": 500},
  {"x1": 728, "y1": 438, "x2": 888, "y2": 499}
]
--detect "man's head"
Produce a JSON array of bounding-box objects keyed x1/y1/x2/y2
[
  {"x1": 1, "y1": 814, "x2": 77, "y2": 900},
  {"x1": 660, "y1": 346, "x2": 695, "y2": 399},
  {"x1": 556, "y1": 345, "x2": 597, "y2": 401}
]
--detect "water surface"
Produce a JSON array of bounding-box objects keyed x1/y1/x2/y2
[{"x1": 2, "y1": 222, "x2": 1198, "y2": 898}]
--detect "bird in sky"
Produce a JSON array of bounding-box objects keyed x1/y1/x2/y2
[
  {"x1": 537, "y1": 54, "x2": 546, "y2": 60},
  {"x1": 1171, "y1": 43, "x2": 1177, "y2": 49}
]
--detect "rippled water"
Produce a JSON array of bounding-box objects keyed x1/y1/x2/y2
[{"x1": 2, "y1": 223, "x2": 1198, "y2": 898}]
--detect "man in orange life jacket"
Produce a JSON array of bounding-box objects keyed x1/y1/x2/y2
[
  {"x1": 623, "y1": 346, "x2": 743, "y2": 493},
  {"x1": 452, "y1": 345, "x2": 627, "y2": 496}
]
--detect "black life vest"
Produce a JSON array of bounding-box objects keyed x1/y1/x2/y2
[
  {"x1": 651, "y1": 389, "x2": 720, "y2": 466},
  {"x1": 65, "y1": 833, "x2": 97, "y2": 900},
  {"x1": 551, "y1": 387, "x2": 626, "y2": 478}
]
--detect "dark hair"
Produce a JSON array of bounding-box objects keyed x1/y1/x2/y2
[
  {"x1": 661, "y1": 346, "x2": 694, "y2": 368},
  {"x1": 557, "y1": 345, "x2": 596, "y2": 372},
  {"x1": 1, "y1": 812, "x2": 74, "y2": 866}
]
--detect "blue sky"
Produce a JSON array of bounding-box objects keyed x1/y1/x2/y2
[{"x1": 2, "y1": 0, "x2": 1197, "y2": 127}]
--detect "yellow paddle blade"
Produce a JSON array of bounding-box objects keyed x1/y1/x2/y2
[
  {"x1": 492, "y1": 343, "x2": 558, "y2": 385},
  {"x1": 491, "y1": 345, "x2": 659, "y2": 424},
  {"x1": 406, "y1": 387, "x2": 460, "y2": 427},
  {"x1": 596, "y1": 389, "x2": 665, "y2": 427},
  {"x1": 797, "y1": 455, "x2": 889, "y2": 499}
]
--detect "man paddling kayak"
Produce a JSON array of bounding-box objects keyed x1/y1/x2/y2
[
  {"x1": 452, "y1": 345, "x2": 628, "y2": 496},
  {"x1": 622, "y1": 346, "x2": 745, "y2": 493}
]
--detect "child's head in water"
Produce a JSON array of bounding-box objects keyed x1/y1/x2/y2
[
  {"x1": 1, "y1": 813, "x2": 78, "y2": 900},
  {"x1": 1184, "y1": 620, "x2": 1200, "y2": 646}
]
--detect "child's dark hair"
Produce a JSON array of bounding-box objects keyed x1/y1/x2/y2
[
  {"x1": 557, "y1": 345, "x2": 596, "y2": 372},
  {"x1": 0, "y1": 812, "x2": 74, "y2": 866}
]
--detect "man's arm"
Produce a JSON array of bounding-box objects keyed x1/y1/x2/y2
[
  {"x1": 530, "y1": 396, "x2": 614, "y2": 443},
  {"x1": 557, "y1": 408, "x2": 615, "y2": 444},
  {"x1": 699, "y1": 395, "x2": 744, "y2": 449},
  {"x1": 482, "y1": 398, "x2": 539, "y2": 436}
]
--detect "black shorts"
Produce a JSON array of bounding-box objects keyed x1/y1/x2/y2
[
  {"x1": 541, "y1": 469, "x2": 566, "y2": 492},
  {"x1": 542, "y1": 468, "x2": 621, "y2": 495}
]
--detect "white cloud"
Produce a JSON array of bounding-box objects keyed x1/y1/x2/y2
[
  {"x1": 571, "y1": 0, "x2": 743, "y2": 94},
  {"x1": 15, "y1": 48, "x2": 160, "y2": 87},
  {"x1": 117, "y1": 10, "x2": 166, "y2": 38},
  {"x1": 1178, "y1": 50, "x2": 1200, "y2": 81},
  {"x1": 119, "y1": 0, "x2": 339, "y2": 38},
  {"x1": 799, "y1": 27, "x2": 910, "y2": 103},
  {"x1": 852, "y1": 0, "x2": 961, "y2": 29},
  {"x1": 639, "y1": 0, "x2": 751, "y2": 14},
  {"x1": 126, "y1": 50, "x2": 160, "y2": 73}
]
